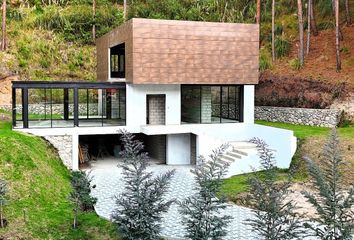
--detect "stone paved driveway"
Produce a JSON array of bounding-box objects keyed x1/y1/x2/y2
[{"x1": 90, "y1": 160, "x2": 259, "y2": 239}]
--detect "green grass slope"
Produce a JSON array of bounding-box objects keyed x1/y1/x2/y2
[{"x1": 0, "y1": 119, "x2": 117, "y2": 239}]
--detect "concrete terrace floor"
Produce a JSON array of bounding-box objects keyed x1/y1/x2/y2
[{"x1": 89, "y1": 158, "x2": 259, "y2": 240}]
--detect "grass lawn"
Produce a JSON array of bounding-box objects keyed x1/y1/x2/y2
[
  {"x1": 221, "y1": 121, "x2": 354, "y2": 202},
  {"x1": 0, "y1": 119, "x2": 119, "y2": 240}
]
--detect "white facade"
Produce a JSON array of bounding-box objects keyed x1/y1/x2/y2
[{"x1": 15, "y1": 83, "x2": 297, "y2": 177}]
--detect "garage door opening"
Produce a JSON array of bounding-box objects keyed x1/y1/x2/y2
[{"x1": 78, "y1": 134, "x2": 166, "y2": 169}]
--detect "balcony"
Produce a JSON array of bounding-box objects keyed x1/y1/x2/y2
[{"x1": 12, "y1": 81, "x2": 126, "y2": 129}]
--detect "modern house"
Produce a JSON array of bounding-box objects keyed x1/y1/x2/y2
[{"x1": 12, "y1": 18, "x2": 296, "y2": 177}]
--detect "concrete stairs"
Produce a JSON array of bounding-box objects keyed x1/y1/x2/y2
[{"x1": 219, "y1": 141, "x2": 260, "y2": 178}]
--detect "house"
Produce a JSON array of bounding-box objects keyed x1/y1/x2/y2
[{"x1": 12, "y1": 18, "x2": 296, "y2": 177}]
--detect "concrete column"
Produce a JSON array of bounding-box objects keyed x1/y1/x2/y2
[
  {"x1": 72, "y1": 134, "x2": 79, "y2": 170},
  {"x1": 243, "y1": 85, "x2": 255, "y2": 124},
  {"x1": 201, "y1": 86, "x2": 212, "y2": 123}
]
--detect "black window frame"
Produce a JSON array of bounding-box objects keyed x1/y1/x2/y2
[
  {"x1": 181, "y1": 84, "x2": 245, "y2": 124},
  {"x1": 110, "y1": 43, "x2": 125, "y2": 79}
]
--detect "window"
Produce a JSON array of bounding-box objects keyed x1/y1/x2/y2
[
  {"x1": 110, "y1": 43, "x2": 125, "y2": 78},
  {"x1": 181, "y1": 85, "x2": 243, "y2": 124}
]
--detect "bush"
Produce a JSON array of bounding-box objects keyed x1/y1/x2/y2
[
  {"x1": 317, "y1": 21, "x2": 335, "y2": 30},
  {"x1": 179, "y1": 144, "x2": 232, "y2": 239},
  {"x1": 112, "y1": 131, "x2": 175, "y2": 239},
  {"x1": 0, "y1": 179, "x2": 8, "y2": 228},
  {"x1": 246, "y1": 138, "x2": 303, "y2": 239},
  {"x1": 302, "y1": 129, "x2": 354, "y2": 239},
  {"x1": 70, "y1": 171, "x2": 97, "y2": 212},
  {"x1": 275, "y1": 36, "x2": 291, "y2": 58},
  {"x1": 260, "y1": 48, "x2": 272, "y2": 71},
  {"x1": 289, "y1": 58, "x2": 302, "y2": 70},
  {"x1": 35, "y1": 5, "x2": 123, "y2": 44}
]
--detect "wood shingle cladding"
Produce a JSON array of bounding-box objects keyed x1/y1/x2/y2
[{"x1": 96, "y1": 18, "x2": 259, "y2": 84}]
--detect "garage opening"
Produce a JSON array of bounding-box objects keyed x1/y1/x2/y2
[{"x1": 78, "y1": 134, "x2": 166, "y2": 169}]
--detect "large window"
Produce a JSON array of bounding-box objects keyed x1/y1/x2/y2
[
  {"x1": 110, "y1": 43, "x2": 125, "y2": 78},
  {"x1": 181, "y1": 85, "x2": 243, "y2": 124},
  {"x1": 12, "y1": 82, "x2": 126, "y2": 129}
]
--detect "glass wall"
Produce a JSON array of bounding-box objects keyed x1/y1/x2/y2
[
  {"x1": 181, "y1": 86, "x2": 201, "y2": 123},
  {"x1": 12, "y1": 82, "x2": 126, "y2": 129},
  {"x1": 181, "y1": 85, "x2": 243, "y2": 124}
]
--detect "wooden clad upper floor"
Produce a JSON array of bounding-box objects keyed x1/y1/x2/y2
[{"x1": 96, "y1": 18, "x2": 259, "y2": 84}]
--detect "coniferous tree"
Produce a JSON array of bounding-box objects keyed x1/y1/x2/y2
[
  {"x1": 302, "y1": 128, "x2": 354, "y2": 239},
  {"x1": 112, "y1": 131, "x2": 175, "y2": 240},
  {"x1": 0, "y1": 179, "x2": 8, "y2": 228},
  {"x1": 179, "y1": 144, "x2": 232, "y2": 240},
  {"x1": 69, "y1": 170, "x2": 97, "y2": 228},
  {"x1": 246, "y1": 138, "x2": 303, "y2": 240}
]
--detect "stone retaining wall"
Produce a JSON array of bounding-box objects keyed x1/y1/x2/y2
[
  {"x1": 255, "y1": 106, "x2": 342, "y2": 127},
  {"x1": 44, "y1": 135, "x2": 73, "y2": 169}
]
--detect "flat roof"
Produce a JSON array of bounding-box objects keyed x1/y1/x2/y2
[{"x1": 12, "y1": 81, "x2": 126, "y2": 89}]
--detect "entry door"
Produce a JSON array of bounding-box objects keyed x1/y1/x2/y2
[{"x1": 146, "y1": 95, "x2": 166, "y2": 125}]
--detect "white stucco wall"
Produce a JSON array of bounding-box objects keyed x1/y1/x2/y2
[
  {"x1": 126, "y1": 84, "x2": 181, "y2": 132},
  {"x1": 243, "y1": 85, "x2": 255, "y2": 124},
  {"x1": 166, "y1": 134, "x2": 191, "y2": 165}
]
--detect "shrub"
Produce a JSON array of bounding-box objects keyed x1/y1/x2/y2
[
  {"x1": 112, "y1": 131, "x2": 175, "y2": 239},
  {"x1": 246, "y1": 138, "x2": 304, "y2": 239},
  {"x1": 69, "y1": 170, "x2": 97, "y2": 228},
  {"x1": 70, "y1": 170, "x2": 97, "y2": 212},
  {"x1": 302, "y1": 129, "x2": 354, "y2": 239},
  {"x1": 35, "y1": 5, "x2": 123, "y2": 44},
  {"x1": 0, "y1": 179, "x2": 8, "y2": 228},
  {"x1": 275, "y1": 36, "x2": 291, "y2": 58},
  {"x1": 39, "y1": 58, "x2": 51, "y2": 68},
  {"x1": 179, "y1": 144, "x2": 232, "y2": 239},
  {"x1": 260, "y1": 48, "x2": 272, "y2": 71},
  {"x1": 317, "y1": 21, "x2": 335, "y2": 30},
  {"x1": 289, "y1": 58, "x2": 302, "y2": 70}
]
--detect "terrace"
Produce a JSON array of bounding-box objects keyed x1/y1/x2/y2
[{"x1": 12, "y1": 81, "x2": 126, "y2": 129}]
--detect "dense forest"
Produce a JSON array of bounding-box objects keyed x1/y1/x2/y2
[{"x1": 0, "y1": 0, "x2": 353, "y2": 107}]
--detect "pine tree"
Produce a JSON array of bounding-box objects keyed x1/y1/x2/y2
[
  {"x1": 69, "y1": 170, "x2": 97, "y2": 228},
  {"x1": 179, "y1": 144, "x2": 232, "y2": 240},
  {"x1": 246, "y1": 138, "x2": 303, "y2": 240},
  {"x1": 112, "y1": 131, "x2": 175, "y2": 240},
  {"x1": 0, "y1": 179, "x2": 8, "y2": 228},
  {"x1": 302, "y1": 128, "x2": 354, "y2": 239}
]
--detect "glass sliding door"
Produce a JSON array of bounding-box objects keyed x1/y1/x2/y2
[{"x1": 181, "y1": 85, "x2": 243, "y2": 124}]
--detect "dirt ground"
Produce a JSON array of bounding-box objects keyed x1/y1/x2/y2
[
  {"x1": 0, "y1": 75, "x2": 18, "y2": 105},
  {"x1": 269, "y1": 25, "x2": 354, "y2": 86},
  {"x1": 233, "y1": 136, "x2": 354, "y2": 219},
  {"x1": 284, "y1": 136, "x2": 354, "y2": 218}
]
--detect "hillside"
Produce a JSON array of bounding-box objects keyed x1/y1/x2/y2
[
  {"x1": 0, "y1": 112, "x2": 117, "y2": 239},
  {"x1": 0, "y1": 0, "x2": 353, "y2": 110}
]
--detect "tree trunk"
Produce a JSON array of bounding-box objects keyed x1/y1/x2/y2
[
  {"x1": 335, "y1": 0, "x2": 341, "y2": 71},
  {"x1": 272, "y1": 0, "x2": 275, "y2": 61},
  {"x1": 0, "y1": 202, "x2": 3, "y2": 228},
  {"x1": 1, "y1": 0, "x2": 6, "y2": 51},
  {"x1": 297, "y1": 0, "x2": 304, "y2": 66},
  {"x1": 124, "y1": 0, "x2": 127, "y2": 21},
  {"x1": 332, "y1": 0, "x2": 343, "y2": 40},
  {"x1": 306, "y1": 0, "x2": 311, "y2": 54},
  {"x1": 92, "y1": 0, "x2": 96, "y2": 43},
  {"x1": 256, "y1": 0, "x2": 261, "y2": 24},
  {"x1": 345, "y1": 0, "x2": 352, "y2": 25},
  {"x1": 309, "y1": 0, "x2": 318, "y2": 36}
]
